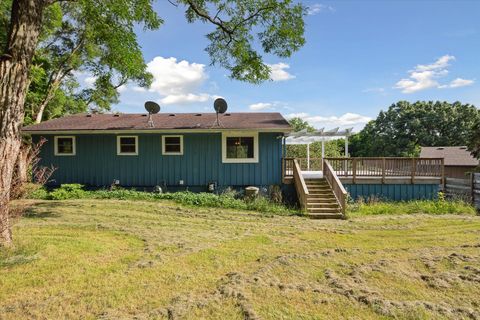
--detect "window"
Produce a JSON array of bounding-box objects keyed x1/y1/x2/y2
[
  {"x1": 162, "y1": 135, "x2": 183, "y2": 155},
  {"x1": 117, "y1": 136, "x2": 138, "y2": 155},
  {"x1": 54, "y1": 136, "x2": 76, "y2": 156},
  {"x1": 222, "y1": 132, "x2": 258, "y2": 163}
]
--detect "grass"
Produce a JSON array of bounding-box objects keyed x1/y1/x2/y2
[
  {"x1": 1, "y1": 199, "x2": 479, "y2": 319},
  {"x1": 348, "y1": 199, "x2": 477, "y2": 216}
]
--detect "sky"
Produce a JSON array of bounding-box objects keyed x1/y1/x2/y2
[{"x1": 83, "y1": 0, "x2": 480, "y2": 131}]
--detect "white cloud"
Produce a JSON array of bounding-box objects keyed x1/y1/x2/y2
[
  {"x1": 84, "y1": 76, "x2": 97, "y2": 88},
  {"x1": 285, "y1": 112, "x2": 371, "y2": 131},
  {"x1": 285, "y1": 112, "x2": 309, "y2": 119},
  {"x1": 117, "y1": 85, "x2": 127, "y2": 93},
  {"x1": 362, "y1": 87, "x2": 386, "y2": 94},
  {"x1": 146, "y1": 56, "x2": 213, "y2": 105},
  {"x1": 444, "y1": 78, "x2": 474, "y2": 88},
  {"x1": 307, "y1": 3, "x2": 335, "y2": 15},
  {"x1": 132, "y1": 86, "x2": 147, "y2": 92},
  {"x1": 267, "y1": 63, "x2": 295, "y2": 81},
  {"x1": 159, "y1": 93, "x2": 211, "y2": 105},
  {"x1": 394, "y1": 55, "x2": 474, "y2": 93},
  {"x1": 249, "y1": 102, "x2": 274, "y2": 111}
]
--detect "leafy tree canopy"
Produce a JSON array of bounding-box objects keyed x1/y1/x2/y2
[
  {"x1": 1, "y1": 0, "x2": 306, "y2": 124},
  {"x1": 468, "y1": 119, "x2": 480, "y2": 159},
  {"x1": 349, "y1": 101, "x2": 480, "y2": 157}
]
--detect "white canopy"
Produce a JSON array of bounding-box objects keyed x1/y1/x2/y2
[{"x1": 284, "y1": 128, "x2": 354, "y2": 170}]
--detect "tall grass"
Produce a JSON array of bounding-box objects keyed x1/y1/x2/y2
[{"x1": 347, "y1": 198, "x2": 477, "y2": 216}]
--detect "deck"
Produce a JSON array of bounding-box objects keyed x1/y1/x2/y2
[
  {"x1": 283, "y1": 157, "x2": 444, "y2": 185},
  {"x1": 283, "y1": 157, "x2": 444, "y2": 218}
]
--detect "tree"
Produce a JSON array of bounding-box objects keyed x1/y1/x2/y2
[
  {"x1": 349, "y1": 101, "x2": 480, "y2": 157},
  {"x1": 0, "y1": 0, "x2": 306, "y2": 246},
  {"x1": 288, "y1": 117, "x2": 315, "y2": 132},
  {"x1": 468, "y1": 119, "x2": 480, "y2": 160}
]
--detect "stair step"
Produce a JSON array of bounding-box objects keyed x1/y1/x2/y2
[
  {"x1": 308, "y1": 207, "x2": 342, "y2": 212},
  {"x1": 307, "y1": 195, "x2": 336, "y2": 199},
  {"x1": 307, "y1": 213, "x2": 344, "y2": 219},
  {"x1": 307, "y1": 203, "x2": 339, "y2": 208}
]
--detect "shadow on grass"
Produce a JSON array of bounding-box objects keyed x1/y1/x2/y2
[{"x1": 22, "y1": 202, "x2": 65, "y2": 219}]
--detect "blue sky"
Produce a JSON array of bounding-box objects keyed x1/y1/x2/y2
[{"x1": 98, "y1": 0, "x2": 480, "y2": 131}]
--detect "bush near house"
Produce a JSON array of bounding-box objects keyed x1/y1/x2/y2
[{"x1": 28, "y1": 184, "x2": 297, "y2": 215}]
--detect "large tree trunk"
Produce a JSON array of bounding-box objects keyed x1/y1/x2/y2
[{"x1": 0, "y1": 0, "x2": 46, "y2": 247}]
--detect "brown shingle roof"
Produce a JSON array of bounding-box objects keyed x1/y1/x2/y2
[
  {"x1": 23, "y1": 112, "x2": 291, "y2": 132},
  {"x1": 420, "y1": 146, "x2": 479, "y2": 166}
]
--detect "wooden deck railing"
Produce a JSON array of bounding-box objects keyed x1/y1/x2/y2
[
  {"x1": 282, "y1": 157, "x2": 294, "y2": 180},
  {"x1": 323, "y1": 159, "x2": 347, "y2": 215},
  {"x1": 293, "y1": 159, "x2": 309, "y2": 211},
  {"x1": 295, "y1": 158, "x2": 323, "y2": 171},
  {"x1": 325, "y1": 157, "x2": 444, "y2": 183}
]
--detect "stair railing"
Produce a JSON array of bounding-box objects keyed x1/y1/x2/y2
[
  {"x1": 293, "y1": 159, "x2": 309, "y2": 211},
  {"x1": 323, "y1": 159, "x2": 347, "y2": 215}
]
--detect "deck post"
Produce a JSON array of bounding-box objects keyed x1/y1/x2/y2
[
  {"x1": 411, "y1": 158, "x2": 416, "y2": 184},
  {"x1": 321, "y1": 140, "x2": 325, "y2": 171},
  {"x1": 352, "y1": 158, "x2": 357, "y2": 184},
  {"x1": 381, "y1": 157, "x2": 386, "y2": 184},
  {"x1": 307, "y1": 142, "x2": 310, "y2": 171}
]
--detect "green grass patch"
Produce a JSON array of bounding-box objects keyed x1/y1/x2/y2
[
  {"x1": 29, "y1": 184, "x2": 296, "y2": 215},
  {"x1": 2, "y1": 199, "x2": 480, "y2": 319},
  {"x1": 347, "y1": 198, "x2": 477, "y2": 216}
]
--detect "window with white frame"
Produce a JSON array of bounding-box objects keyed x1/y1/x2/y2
[
  {"x1": 162, "y1": 135, "x2": 183, "y2": 155},
  {"x1": 222, "y1": 132, "x2": 258, "y2": 163},
  {"x1": 117, "y1": 136, "x2": 138, "y2": 155},
  {"x1": 54, "y1": 136, "x2": 76, "y2": 156}
]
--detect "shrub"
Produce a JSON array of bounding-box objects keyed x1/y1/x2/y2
[
  {"x1": 29, "y1": 185, "x2": 295, "y2": 215},
  {"x1": 49, "y1": 184, "x2": 90, "y2": 200}
]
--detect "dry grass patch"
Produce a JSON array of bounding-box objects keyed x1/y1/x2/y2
[{"x1": 1, "y1": 199, "x2": 479, "y2": 319}]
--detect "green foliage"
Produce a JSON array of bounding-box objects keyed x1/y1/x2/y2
[
  {"x1": 467, "y1": 119, "x2": 480, "y2": 159},
  {"x1": 48, "y1": 184, "x2": 89, "y2": 200},
  {"x1": 2, "y1": 0, "x2": 306, "y2": 124},
  {"x1": 181, "y1": 0, "x2": 306, "y2": 83},
  {"x1": 288, "y1": 117, "x2": 315, "y2": 132},
  {"x1": 31, "y1": 185, "x2": 295, "y2": 214},
  {"x1": 350, "y1": 101, "x2": 480, "y2": 157},
  {"x1": 348, "y1": 198, "x2": 476, "y2": 216}
]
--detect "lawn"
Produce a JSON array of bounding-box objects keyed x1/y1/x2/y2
[{"x1": 1, "y1": 200, "x2": 479, "y2": 319}]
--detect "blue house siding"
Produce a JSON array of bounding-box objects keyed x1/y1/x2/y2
[
  {"x1": 34, "y1": 132, "x2": 283, "y2": 188},
  {"x1": 344, "y1": 184, "x2": 439, "y2": 201}
]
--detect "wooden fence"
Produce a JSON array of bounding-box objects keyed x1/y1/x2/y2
[{"x1": 443, "y1": 173, "x2": 480, "y2": 211}]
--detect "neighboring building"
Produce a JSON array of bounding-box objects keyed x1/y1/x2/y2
[
  {"x1": 420, "y1": 146, "x2": 479, "y2": 178},
  {"x1": 23, "y1": 112, "x2": 291, "y2": 191}
]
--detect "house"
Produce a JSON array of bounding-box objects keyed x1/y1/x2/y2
[
  {"x1": 420, "y1": 146, "x2": 479, "y2": 178},
  {"x1": 22, "y1": 112, "x2": 291, "y2": 192},
  {"x1": 23, "y1": 112, "x2": 446, "y2": 218}
]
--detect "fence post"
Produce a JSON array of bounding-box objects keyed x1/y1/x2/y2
[
  {"x1": 441, "y1": 158, "x2": 445, "y2": 187},
  {"x1": 471, "y1": 172, "x2": 475, "y2": 205}
]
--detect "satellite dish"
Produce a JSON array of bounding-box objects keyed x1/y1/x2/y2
[
  {"x1": 144, "y1": 101, "x2": 160, "y2": 128},
  {"x1": 212, "y1": 98, "x2": 228, "y2": 127},
  {"x1": 145, "y1": 101, "x2": 160, "y2": 114},
  {"x1": 214, "y1": 98, "x2": 228, "y2": 114}
]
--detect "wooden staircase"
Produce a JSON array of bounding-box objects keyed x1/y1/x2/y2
[
  {"x1": 290, "y1": 158, "x2": 347, "y2": 219},
  {"x1": 305, "y1": 179, "x2": 343, "y2": 218}
]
